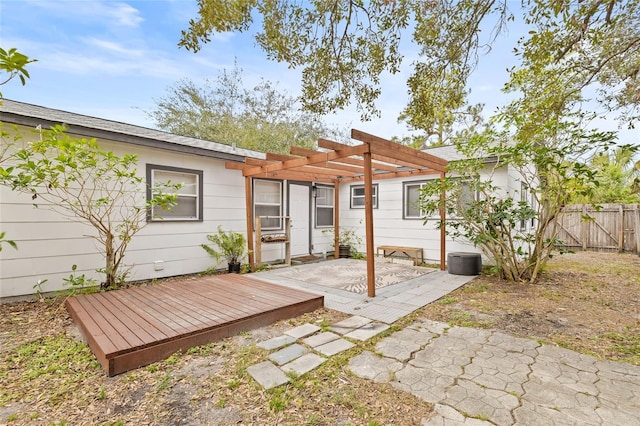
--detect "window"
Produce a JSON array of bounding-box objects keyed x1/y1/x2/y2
[
  {"x1": 315, "y1": 185, "x2": 334, "y2": 227},
  {"x1": 455, "y1": 182, "x2": 476, "y2": 217},
  {"x1": 147, "y1": 164, "x2": 203, "y2": 222},
  {"x1": 520, "y1": 181, "x2": 528, "y2": 230},
  {"x1": 350, "y1": 184, "x2": 378, "y2": 209},
  {"x1": 403, "y1": 181, "x2": 429, "y2": 219},
  {"x1": 254, "y1": 179, "x2": 282, "y2": 230},
  {"x1": 530, "y1": 188, "x2": 537, "y2": 228}
]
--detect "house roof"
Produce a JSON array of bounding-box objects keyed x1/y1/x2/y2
[
  {"x1": 422, "y1": 144, "x2": 497, "y2": 163},
  {"x1": 0, "y1": 99, "x2": 265, "y2": 162}
]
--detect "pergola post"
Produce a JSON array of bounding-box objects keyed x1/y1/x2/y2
[
  {"x1": 333, "y1": 181, "x2": 340, "y2": 256},
  {"x1": 245, "y1": 176, "x2": 255, "y2": 270},
  {"x1": 440, "y1": 171, "x2": 446, "y2": 271},
  {"x1": 363, "y1": 150, "x2": 376, "y2": 297}
]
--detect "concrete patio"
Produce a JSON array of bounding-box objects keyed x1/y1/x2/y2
[{"x1": 254, "y1": 258, "x2": 476, "y2": 323}]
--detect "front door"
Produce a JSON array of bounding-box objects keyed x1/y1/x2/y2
[{"x1": 288, "y1": 183, "x2": 311, "y2": 256}]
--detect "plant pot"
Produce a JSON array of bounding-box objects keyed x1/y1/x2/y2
[
  {"x1": 338, "y1": 244, "x2": 351, "y2": 258},
  {"x1": 228, "y1": 262, "x2": 241, "y2": 273}
]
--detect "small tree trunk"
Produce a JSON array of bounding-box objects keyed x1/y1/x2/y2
[{"x1": 104, "y1": 233, "x2": 116, "y2": 289}]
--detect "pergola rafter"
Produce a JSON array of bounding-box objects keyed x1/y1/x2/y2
[
  {"x1": 225, "y1": 129, "x2": 448, "y2": 297},
  {"x1": 291, "y1": 146, "x2": 399, "y2": 173}
]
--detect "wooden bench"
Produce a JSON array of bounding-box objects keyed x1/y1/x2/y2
[{"x1": 376, "y1": 245, "x2": 424, "y2": 265}]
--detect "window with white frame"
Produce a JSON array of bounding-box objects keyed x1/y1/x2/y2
[
  {"x1": 350, "y1": 184, "x2": 378, "y2": 209},
  {"x1": 254, "y1": 179, "x2": 282, "y2": 230},
  {"x1": 403, "y1": 181, "x2": 429, "y2": 219},
  {"x1": 315, "y1": 185, "x2": 334, "y2": 227},
  {"x1": 147, "y1": 164, "x2": 203, "y2": 221}
]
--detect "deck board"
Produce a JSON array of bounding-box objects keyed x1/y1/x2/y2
[{"x1": 66, "y1": 274, "x2": 323, "y2": 376}]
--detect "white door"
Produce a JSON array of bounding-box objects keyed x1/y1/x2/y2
[{"x1": 289, "y1": 184, "x2": 310, "y2": 256}]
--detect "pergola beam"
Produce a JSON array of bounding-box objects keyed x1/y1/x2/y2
[
  {"x1": 338, "y1": 168, "x2": 441, "y2": 183},
  {"x1": 240, "y1": 143, "x2": 369, "y2": 177},
  {"x1": 371, "y1": 153, "x2": 433, "y2": 170},
  {"x1": 351, "y1": 129, "x2": 447, "y2": 172},
  {"x1": 291, "y1": 145, "x2": 398, "y2": 172},
  {"x1": 226, "y1": 161, "x2": 335, "y2": 183},
  {"x1": 267, "y1": 152, "x2": 365, "y2": 175}
]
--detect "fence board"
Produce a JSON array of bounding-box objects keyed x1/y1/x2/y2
[{"x1": 549, "y1": 204, "x2": 639, "y2": 254}]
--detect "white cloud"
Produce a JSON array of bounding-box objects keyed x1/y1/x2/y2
[
  {"x1": 84, "y1": 38, "x2": 144, "y2": 57},
  {"x1": 38, "y1": 48, "x2": 186, "y2": 79},
  {"x1": 23, "y1": 1, "x2": 143, "y2": 29},
  {"x1": 107, "y1": 2, "x2": 144, "y2": 28}
]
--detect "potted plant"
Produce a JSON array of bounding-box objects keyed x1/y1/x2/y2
[
  {"x1": 201, "y1": 226, "x2": 249, "y2": 273},
  {"x1": 323, "y1": 226, "x2": 363, "y2": 258}
]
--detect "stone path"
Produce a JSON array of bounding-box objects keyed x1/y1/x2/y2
[
  {"x1": 248, "y1": 316, "x2": 389, "y2": 389},
  {"x1": 255, "y1": 263, "x2": 476, "y2": 323},
  {"x1": 248, "y1": 315, "x2": 640, "y2": 425},
  {"x1": 250, "y1": 262, "x2": 640, "y2": 424},
  {"x1": 348, "y1": 319, "x2": 640, "y2": 425}
]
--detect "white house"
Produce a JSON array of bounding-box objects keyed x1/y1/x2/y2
[{"x1": 0, "y1": 100, "x2": 532, "y2": 300}]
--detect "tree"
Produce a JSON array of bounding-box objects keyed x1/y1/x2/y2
[
  {"x1": 572, "y1": 145, "x2": 640, "y2": 204},
  {"x1": 0, "y1": 47, "x2": 36, "y2": 251},
  {"x1": 180, "y1": 1, "x2": 638, "y2": 125},
  {"x1": 0, "y1": 47, "x2": 34, "y2": 96},
  {"x1": 179, "y1": 1, "x2": 640, "y2": 283},
  {"x1": 1, "y1": 126, "x2": 179, "y2": 289},
  {"x1": 419, "y1": 123, "x2": 615, "y2": 282},
  {"x1": 147, "y1": 64, "x2": 346, "y2": 154}
]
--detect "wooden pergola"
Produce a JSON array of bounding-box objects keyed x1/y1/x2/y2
[{"x1": 225, "y1": 129, "x2": 448, "y2": 297}]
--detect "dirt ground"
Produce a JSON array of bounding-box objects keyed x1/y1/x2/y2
[
  {"x1": 419, "y1": 251, "x2": 640, "y2": 366},
  {"x1": 0, "y1": 251, "x2": 638, "y2": 425}
]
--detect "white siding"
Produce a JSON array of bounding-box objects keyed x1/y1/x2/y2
[
  {"x1": 335, "y1": 177, "x2": 474, "y2": 262},
  {"x1": 0, "y1": 127, "x2": 248, "y2": 298},
  {"x1": 327, "y1": 164, "x2": 511, "y2": 263},
  {"x1": 1, "y1": 124, "x2": 519, "y2": 298}
]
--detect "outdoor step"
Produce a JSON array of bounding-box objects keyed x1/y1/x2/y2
[
  {"x1": 268, "y1": 343, "x2": 307, "y2": 366},
  {"x1": 285, "y1": 323, "x2": 321, "y2": 339},
  {"x1": 281, "y1": 353, "x2": 326, "y2": 376},
  {"x1": 315, "y1": 338, "x2": 355, "y2": 356},
  {"x1": 303, "y1": 331, "x2": 341, "y2": 348},
  {"x1": 247, "y1": 361, "x2": 290, "y2": 389},
  {"x1": 330, "y1": 315, "x2": 372, "y2": 335},
  {"x1": 257, "y1": 335, "x2": 296, "y2": 350}
]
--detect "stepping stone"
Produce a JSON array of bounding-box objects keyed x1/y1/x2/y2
[
  {"x1": 345, "y1": 322, "x2": 390, "y2": 341},
  {"x1": 330, "y1": 315, "x2": 372, "y2": 335},
  {"x1": 315, "y1": 338, "x2": 355, "y2": 356},
  {"x1": 257, "y1": 335, "x2": 296, "y2": 350},
  {"x1": 285, "y1": 323, "x2": 321, "y2": 339},
  {"x1": 303, "y1": 331, "x2": 341, "y2": 348},
  {"x1": 247, "y1": 361, "x2": 289, "y2": 389},
  {"x1": 268, "y1": 343, "x2": 307, "y2": 366},
  {"x1": 281, "y1": 353, "x2": 326, "y2": 376}
]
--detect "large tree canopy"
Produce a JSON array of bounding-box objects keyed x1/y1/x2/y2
[
  {"x1": 180, "y1": 0, "x2": 640, "y2": 129},
  {"x1": 572, "y1": 145, "x2": 640, "y2": 203},
  {"x1": 147, "y1": 64, "x2": 346, "y2": 154}
]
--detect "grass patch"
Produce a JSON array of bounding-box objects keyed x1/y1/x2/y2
[
  {"x1": 602, "y1": 331, "x2": 640, "y2": 363},
  {"x1": 448, "y1": 311, "x2": 491, "y2": 328},
  {"x1": 0, "y1": 334, "x2": 102, "y2": 407},
  {"x1": 463, "y1": 282, "x2": 491, "y2": 294}
]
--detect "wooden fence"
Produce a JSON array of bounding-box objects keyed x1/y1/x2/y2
[{"x1": 551, "y1": 204, "x2": 640, "y2": 254}]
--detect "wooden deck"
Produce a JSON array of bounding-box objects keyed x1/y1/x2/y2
[{"x1": 65, "y1": 274, "x2": 324, "y2": 376}]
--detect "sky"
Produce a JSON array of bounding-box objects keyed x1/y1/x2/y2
[{"x1": 1, "y1": 0, "x2": 637, "y2": 145}]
